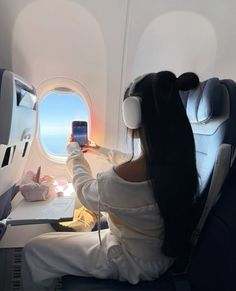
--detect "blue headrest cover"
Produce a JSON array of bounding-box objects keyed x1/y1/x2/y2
[{"x1": 180, "y1": 78, "x2": 222, "y2": 124}]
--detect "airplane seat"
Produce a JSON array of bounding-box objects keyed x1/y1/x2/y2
[
  {"x1": 188, "y1": 151, "x2": 236, "y2": 291},
  {"x1": 62, "y1": 77, "x2": 236, "y2": 290},
  {"x1": 0, "y1": 69, "x2": 37, "y2": 239},
  {"x1": 62, "y1": 158, "x2": 236, "y2": 291},
  {"x1": 179, "y1": 78, "x2": 234, "y2": 227}
]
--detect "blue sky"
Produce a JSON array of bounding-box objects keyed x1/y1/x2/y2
[{"x1": 39, "y1": 92, "x2": 89, "y2": 155}]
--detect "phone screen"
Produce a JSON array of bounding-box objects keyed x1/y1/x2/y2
[{"x1": 72, "y1": 121, "x2": 88, "y2": 147}]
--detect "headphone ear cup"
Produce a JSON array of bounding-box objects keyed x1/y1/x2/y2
[{"x1": 122, "y1": 96, "x2": 142, "y2": 129}]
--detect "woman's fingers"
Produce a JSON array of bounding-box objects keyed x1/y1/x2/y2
[{"x1": 67, "y1": 133, "x2": 74, "y2": 144}]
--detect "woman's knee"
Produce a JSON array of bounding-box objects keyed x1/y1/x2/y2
[{"x1": 23, "y1": 233, "x2": 51, "y2": 261}]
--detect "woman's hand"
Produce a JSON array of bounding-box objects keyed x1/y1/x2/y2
[
  {"x1": 82, "y1": 140, "x2": 100, "y2": 153},
  {"x1": 67, "y1": 133, "x2": 74, "y2": 145},
  {"x1": 67, "y1": 135, "x2": 100, "y2": 153}
]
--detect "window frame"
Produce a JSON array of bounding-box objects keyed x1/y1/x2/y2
[{"x1": 36, "y1": 77, "x2": 92, "y2": 164}]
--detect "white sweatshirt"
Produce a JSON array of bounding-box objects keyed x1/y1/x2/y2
[{"x1": 66, "y1": 142, "x2": 173, "y2": 277}]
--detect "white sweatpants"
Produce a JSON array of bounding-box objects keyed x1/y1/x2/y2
[
  {"x1": 22, "y1": 229, "x2": 117, "y2": 291},
  {"x1": 22, "y1": 228, "x2": 171, "y2": 290}
]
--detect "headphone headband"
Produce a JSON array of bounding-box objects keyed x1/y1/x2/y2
[{"x1": 128, "y1": 73, "x2": 149, "y2": 97}]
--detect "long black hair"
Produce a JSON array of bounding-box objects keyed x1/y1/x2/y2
[{"x1": 125, "y1": 71, "x2": 199, "y2": 258}]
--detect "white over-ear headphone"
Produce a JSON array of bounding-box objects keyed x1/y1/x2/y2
[{"x1": 122, "y1": 74, "x2": 148, "y2": 129}]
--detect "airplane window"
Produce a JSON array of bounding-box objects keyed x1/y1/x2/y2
[{"x1": 39, "y1": 91, "x2": 89, "y2": 156}]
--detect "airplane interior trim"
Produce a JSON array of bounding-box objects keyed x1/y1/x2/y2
[
  {"x1": 0, "y1": 0, "x2": 236, "y2": 290},
  {"x1": 35, "y1": 77, "x2": 93, "y2": 163}
]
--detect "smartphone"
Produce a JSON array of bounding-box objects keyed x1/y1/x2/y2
[{"x1": 72, "y1": 121, "x2": 88, "y2": 147}]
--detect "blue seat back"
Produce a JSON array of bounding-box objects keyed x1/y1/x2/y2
[
  {"x1": 180, "y1": 78, "x2": 231, "y2": 195},
  {"x1": 188, "y1": 155, "x2": 236, "y2": 291}
]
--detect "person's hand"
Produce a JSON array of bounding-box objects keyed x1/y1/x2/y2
[
  {"x1": 82, "y1": 140, "x2": 100, "y2": 153},
  {"x1": 67, "y1": 133, "x2": 74, "y2": 145}
]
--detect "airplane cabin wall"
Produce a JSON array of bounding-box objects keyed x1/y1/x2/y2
[
  {"x1": 0, "y1": 0, "x2": 236, "y2": 178},
  {"x1": 0, "y1": 0, "x2": 128, "y2": 178}
]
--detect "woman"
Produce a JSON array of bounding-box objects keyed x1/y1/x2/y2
[{"x1": 23, "y1": 71, "x2": 199, "y2": 290}]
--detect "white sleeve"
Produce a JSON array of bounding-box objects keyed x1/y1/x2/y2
[
  {"x1": 88, "y1": 146, "x2": 132, "y2": 165},
  {"x1": 66, "y1": 142, "x2": 108, "y2": 212}
]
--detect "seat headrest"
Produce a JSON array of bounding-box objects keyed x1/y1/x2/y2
[{"x1": 180, "y1": 78, "x2": 222, "y2": 124}]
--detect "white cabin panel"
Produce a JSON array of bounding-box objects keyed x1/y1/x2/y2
[
  {"x1": 117, "y1": 0, "x2": 236, "y2": 150},
  {"x1": 0, "y1": 0, "x2": 128, "y2": 178}
]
